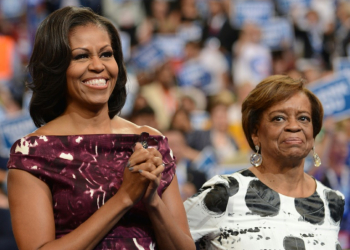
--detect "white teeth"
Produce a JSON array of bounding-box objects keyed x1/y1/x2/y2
[{"x1": 84, "y1": 79, "x2": 107, "y2": 86}]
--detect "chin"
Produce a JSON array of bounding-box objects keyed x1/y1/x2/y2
[{"x1": 281, "y1": 149, "x2": 309, "y2": 160}]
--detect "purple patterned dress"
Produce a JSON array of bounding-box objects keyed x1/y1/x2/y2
[{"x1": 7, "y1": 133, "x2": 176, "y2": 250}]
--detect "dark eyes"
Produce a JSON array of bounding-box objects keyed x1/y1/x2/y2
[
  {"x1": 73, "y1": 54, "x2": 89, "y2": 60},
  {"x1": 299, "y1": 116, "x2": 311, "y2": 122},
  {"x1": 73, "y1": 51, "x2": 113, "y2": 60},
  {"x1": 272, "y1": 116, "x2": 311, "y2": 122},
  {"x1": 272, "y1": 116, "x2": 284, "y2": 122},
  {"x1": 101, "y1": 52, "x2": 113, "y2": 58}
]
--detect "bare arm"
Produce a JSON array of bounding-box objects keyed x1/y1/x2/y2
[
  {"x1": 144, "y1": 175, "x2": 195, "y2": 250},
  {"x1": 7, "y1": 146, "x2": 155, "y2": 250}
]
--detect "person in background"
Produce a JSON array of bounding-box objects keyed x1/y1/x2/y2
[
  {"x1": 129, "y1": 105, "x2": 159, "y2": 131},
  {"x1": 185, "y1": 75, "x2": 344, "y2": 249},
  {"x1": 186, "y1": 100, "x2": 239, "y2": 167},
  {"x1": 6, "y1": 7, "x2": 194, "y2": 250},
  {"x1": 164, "y1": 129, "x2": 206, "y2": 201},
  {"x1": 140, "y1": 61, "x2": 180, "y2": 131},
  {"x1": 313, "y1": 130, "x2": 350, "y2": 248}
]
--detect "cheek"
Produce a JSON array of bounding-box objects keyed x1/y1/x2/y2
[{"x1": 110, "y1": 61, "x2": 119, "y2": 77}]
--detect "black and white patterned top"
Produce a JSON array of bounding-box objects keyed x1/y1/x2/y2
[{"x1": 184, "y1": 169, "x2": 345, "y2": 250}]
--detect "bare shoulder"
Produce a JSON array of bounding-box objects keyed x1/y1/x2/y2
[
  {"x1": 112, "y1": 117, "x2": 163, "y2": 136},
  {"x1": 26, "y1": 122, "x2": 57, "y2": 137},
  {"x1": 26, "y1": 117, "x2": 70, "y2": 137}
]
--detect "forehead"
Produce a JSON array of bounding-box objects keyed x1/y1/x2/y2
[
  {"x1": 265, "y1": 92, "x2": 312, "y2": 114},
  {"x1": 69, "y1": 24, "x2": 111, "y2": 44}
]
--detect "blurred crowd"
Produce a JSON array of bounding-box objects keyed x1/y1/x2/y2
[{"x1": 1, "y1": 0, "x2": 350, "y2": 248}]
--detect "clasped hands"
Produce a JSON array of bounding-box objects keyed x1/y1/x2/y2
[{"x1": 120, "y1": 142, "x2": 165, "y2": 207}]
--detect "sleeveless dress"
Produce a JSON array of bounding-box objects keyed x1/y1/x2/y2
[
  {"x1": 7, "y1": 133, "x2": 176, "y2": 250},
  {"x1": 184, "y1": 169, "x2": 345, "y2": 250}
]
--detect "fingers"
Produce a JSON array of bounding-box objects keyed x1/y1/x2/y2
[
  {"x1": 128, "y1": 144, "x2": 153, "y2": 167},
  {"x1": 133, "y1": 142, "x2": 143, "y2": 151},
  {"x1": 138, "y1": 169, "x2": 159, "y2": 182},
  {"x1": 128, "y1": 157, "x2": 163, "y2": 173},
  {"x1": 127, "y1": 143, "x2": 163, "y2": 171},
  {"x1": 151, "y1": 163, "x2": 164, "y2": 176},
  {"x1": 147, "y1": 147, "x2": 162, "y2": 158}
]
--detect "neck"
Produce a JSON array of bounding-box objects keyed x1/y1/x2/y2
[
  {"x1": 250, "y1": 156, "x2": 315, "y2": 198},
  {"x1": 60, "y1": 105, "x2": 113, "y2": 135}
]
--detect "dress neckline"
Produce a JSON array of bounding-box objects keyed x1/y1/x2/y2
[{"x1": 240, "y1": 169, "x2": 319, "y2": 200}]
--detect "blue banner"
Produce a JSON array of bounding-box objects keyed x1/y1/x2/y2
[
  {"x1": 153, "y1": 35, "x2": 185, "y2": 59},
  {"x1": 276, "y1": 0, "x2": 311, "y2": 15},
  {"x1": 119, "y1": 31, "x2": 131, "y2": 62},
  {"x1": 0, "y1": 112, "x2": 36, "y2": 158},
  {"x1": 260, "y1": 18, "x2": 294, "y2": 50},
  {"x1": 308, "y1": 74, "x2": 350, "y2": 121},
  {"x1": 177, "y1": 61, "x2": 212, "y2": 92},
  {"x1": 333, "y1": 57, "x2": 350, "y2": 73},
  {"x1": 130, "y1": 41, "x2": 166, "y2": 72},
  {"x1": 231, "y1": 0, "x2": 274, "y2": 28}
]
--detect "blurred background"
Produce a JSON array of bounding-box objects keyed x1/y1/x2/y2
[{"x1": 0, "y1": 0, "x2": 350, "y2": 249}]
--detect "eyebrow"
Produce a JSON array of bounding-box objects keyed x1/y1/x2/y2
[
  {"x1": 71, "y1": 44, "x2": 112, "y2": 52},
  {"x1": 269, "y1": 110, "x2": 311, "y2": 115}
]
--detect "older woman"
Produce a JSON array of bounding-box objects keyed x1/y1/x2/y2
[
  {"x1": 7, "y1": 7, "x2": 194, "y2": 250},
  {"x1": 184, "y1": 75, "x2": 345, "y2": 249}
]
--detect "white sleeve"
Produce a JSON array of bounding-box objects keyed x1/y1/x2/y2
[{"x1": 184, "y1": 175, "x2": 232, "y2": 244}]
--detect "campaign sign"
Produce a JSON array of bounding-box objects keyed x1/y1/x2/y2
[
  {"x1": 196, "y1": 0, "x2": 209, "y2": 18},
  {"x1": 130, "y1": 41, "x2": 166, "y2": 72},
  {"x1": 153, "y1": 35, "x2": 185, "y2": 59},
  {"x1": 112, "y1": 0, "x2": 141, "y2": 3},
  {"x1": 231, "y1": 0, "x2": 274, "y2": 28},
  {"x1": 276, "y1": 0, "x2": 311, "y2": 15},
  {"x1": 308, "y1": 74, "x2": 350, "y2": 121},
  {"x1": 333, "y1": 57, "x2": 350, "y2": 73},
  {"x1": 260, "y1": 17, "x2": 294, "y2": 50},
  {"x1": 119, "y1": 31, "x2": 131, "y2": 62},
  {"x1": 0, "y1": 111, "x2": 36, "y2": 158},
  {"x1": 177, "y1": 61, "x2": 212, "y2": 93}
]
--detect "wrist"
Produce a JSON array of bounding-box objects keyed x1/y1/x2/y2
[
  {"x1": 144, "y1": 193, "x2": 161, "y2": 210},
  {"x1": 115, "y1": 188, "x2": 135, "y2": 209}
]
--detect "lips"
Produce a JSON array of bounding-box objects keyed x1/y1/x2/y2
[
  {"x1": 83, "y1": 78, "x2": 107, "y2": 86},
  {"x1": 284, "y1": 138, "x2": 303, "y2": 144}
]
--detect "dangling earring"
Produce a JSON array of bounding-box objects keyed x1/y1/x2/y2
[
  {"x1": 313, "y1": 146, "x2": 321, "y2": 167},
  {"x1": 250, "y1": 145, "x2": 262, "y2": 167}
]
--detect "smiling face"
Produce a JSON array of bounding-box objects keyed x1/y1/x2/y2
[
  {"x1": 65, "y1": 24, "x2": 119, "y2": 112},
  {"x1": 252, "y1": 92, "x2": 314, "y2": 164}
]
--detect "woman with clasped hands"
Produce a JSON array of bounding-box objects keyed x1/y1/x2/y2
[
  {"x1": 6, "y1": 7, "x2": 195, "y2": 250},
  {"x1": 184, "y1": 75, "x2": 345, "y2": 249}
]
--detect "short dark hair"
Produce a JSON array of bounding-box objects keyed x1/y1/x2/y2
[
  {"x1": 241, "y1": 75, "x2": 324, "y2": 151},
  {"x1": 28, "y1": 6, "x2": 127, "y2": 127}
]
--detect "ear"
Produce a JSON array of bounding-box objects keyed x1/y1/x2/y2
[{"x1": 251, "y1": 130, "x2": 259, "y2": 147}]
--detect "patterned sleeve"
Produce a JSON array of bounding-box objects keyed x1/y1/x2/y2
[
  {"x1": 184, "y1": 175, "x2": 235, "y2": 246},
  {"x1": 157, "y1": 136, "x2": 176, "y2": 195},
  {"x1": 7, "y1": 137, "x2": 56, "y2": 186}
]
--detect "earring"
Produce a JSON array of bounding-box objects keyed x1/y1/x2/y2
[
  {"x1": 250, "y1": 145, "x2": 262, "y2": 167},
  {"x1": 313, "y1": 147, "x2": 321, "y2": 167}
]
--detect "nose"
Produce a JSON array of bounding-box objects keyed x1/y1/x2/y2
[
  {"x1": 285, "y1": 117, "x2": 301, "y2": 132},
  {"x1": 88, "y1": 56, "x2": 105, "y2": 72}
]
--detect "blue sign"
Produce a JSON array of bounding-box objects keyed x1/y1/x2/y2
[
  {"x1": 177, "y1": 61, "x2": 212, "y2": 93},
  {"x1": 119, "y1": 31, "x2": 131, "y2": 62},
  {"x1": 308, "y1": 74, "x2": 350, "y2": 121},
  {"x1": 333, "y1": 57, "x2": 350, "y2": 73},
  {"x1": 112, "y1": 0, "x2": 141, "y2": 3},
  {"x1": 0, "y1": 112, "x2": 36, "y2": 158},
  {"x1": 276, "y1": 0, "x2": 311, "y2": 15},
  {"x1": 260, "y1": 18, "x2": 294, "y2": 50},
  {"x1": 153, "y1": 35, "x2": 185, "y2": 59},
  {"x1": 130, "y1": 41, "x2": 166, "y2": 72},
  {"x1": 231, "y1": 1, "x2": 274, "y2": 28}
]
